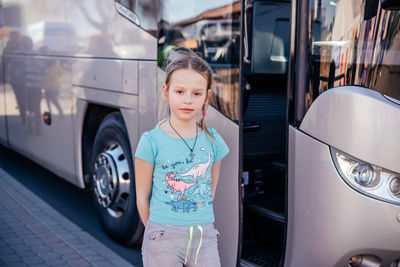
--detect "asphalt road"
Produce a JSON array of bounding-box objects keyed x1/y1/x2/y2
[{"x1": 0, "y1": 144, "x2": 143, "y2": 267}]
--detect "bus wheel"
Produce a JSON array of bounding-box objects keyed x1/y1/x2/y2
[{"x1": 89, "y1": 112, "x2": 143, "y2": 246}]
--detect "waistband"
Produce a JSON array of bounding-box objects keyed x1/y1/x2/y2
[
  {"x1": 147, "y1": 220, "x2": 214, "y2": 231},
  {"x1": 147, "y1": 220, "x2": 212, "y2": 264}
]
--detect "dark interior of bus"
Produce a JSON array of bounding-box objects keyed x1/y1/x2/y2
[{"x1": 241, "y1": 1, "x2": 290, "y2": 266}]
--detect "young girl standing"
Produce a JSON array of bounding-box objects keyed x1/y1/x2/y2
[{"x1": 135, "y1": 48, "x2": 229, "y2": 267}]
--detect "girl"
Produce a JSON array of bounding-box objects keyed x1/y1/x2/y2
[{"x1": 135, "y1": 47, "x2": 229, "y2": 267}]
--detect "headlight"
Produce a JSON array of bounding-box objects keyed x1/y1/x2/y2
[{"x1": 331, "y1": 147, "x2": 400, "y2": 205}]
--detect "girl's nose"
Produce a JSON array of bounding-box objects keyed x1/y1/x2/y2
[{"x1": 183, "y1": 94, "x2": 193, "y2": 104}]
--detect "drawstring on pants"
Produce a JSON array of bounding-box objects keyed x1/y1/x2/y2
[
  {"x1": 184, "y1": 225, "x2": 203, "y2": 265},
  {"x1": 195, "y1": 226, "x2": 203, "y2": 264}
]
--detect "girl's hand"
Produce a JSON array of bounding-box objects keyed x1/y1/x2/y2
[
  {"x1": 135, "y1": 158, "x2": 154, "y2": 226},
  {"x1": 211, "y1": 160, "x2": 222, "y2": 200}
]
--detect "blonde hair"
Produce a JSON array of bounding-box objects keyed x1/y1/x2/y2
[{"x1": 162, "y1": 47, "x2": 214, "y2": 141}]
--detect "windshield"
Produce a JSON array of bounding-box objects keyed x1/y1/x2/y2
[{"x1": 305, "y1": 0, "x2": 400, "y2": 111}]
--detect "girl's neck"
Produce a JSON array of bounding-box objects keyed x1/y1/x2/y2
[{"x1": 168, "y1": 116, "x2": 197, "y2": 132}]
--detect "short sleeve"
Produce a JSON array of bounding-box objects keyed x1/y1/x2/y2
[
  {"x1": 135, "y1": 132, "x2": 155, "y2": 165},
  {"x1": 210, "y1": 128, "x2": 230, "y2": 163}
]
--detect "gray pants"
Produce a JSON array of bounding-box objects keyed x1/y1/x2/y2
[{"x1": 142, "y1": 220, "x2": 221, "y2": 267}]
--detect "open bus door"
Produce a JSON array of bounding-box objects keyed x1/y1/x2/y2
[{"x1": 238, "y1": 0, "x2": 290, "y2": 266}]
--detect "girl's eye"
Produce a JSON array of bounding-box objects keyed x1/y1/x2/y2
[
  {"x1": 176, "y1": 90, "x2": 183, "y2": 94},
  {"x1": 194, "y1": 92, "x2": 202, "y2": 96}
]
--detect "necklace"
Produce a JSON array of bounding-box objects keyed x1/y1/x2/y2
[{"x1": 168, "y1": 118, "x2": 198, "y2": 160}]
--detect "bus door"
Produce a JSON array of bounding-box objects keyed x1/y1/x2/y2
[
  {"x1": 240, "y1": 0, "x2": 290, "y2": 266},
  {"x1": 285, "y1": 0, "x2": 400, "y2": 266}
]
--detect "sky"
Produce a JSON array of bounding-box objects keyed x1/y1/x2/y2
[{"x1": 162, "y1": 0, "x2": 235, "y2": 24}]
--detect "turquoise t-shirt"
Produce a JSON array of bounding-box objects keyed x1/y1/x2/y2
[{"x1": 135, "y1": 125, "x2": 230, "y2": 226}]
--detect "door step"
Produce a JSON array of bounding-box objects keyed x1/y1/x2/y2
[
  {"x1": 240, "y1": 258, "x2": 263, "y2": 267},
  {"x1": 247, "y1": 204, "x2": 285, "y2": 226}
]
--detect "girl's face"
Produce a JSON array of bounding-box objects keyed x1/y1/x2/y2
[{"x1": 162, "y1": 68, "x2": 210, "y2": 124}]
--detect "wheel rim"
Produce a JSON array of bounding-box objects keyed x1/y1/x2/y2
[{"x1": 93, "y1": 143, "x2": 131, "y2": 218}]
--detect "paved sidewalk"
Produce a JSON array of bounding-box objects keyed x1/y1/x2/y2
[{"x1": 0, "y1": 167, "x2": 135, "y2": 267}]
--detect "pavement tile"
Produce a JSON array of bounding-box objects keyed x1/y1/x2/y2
[
  {"x1": 24, "y1": 238, "x2": 45, "y2": 246},
  {"x1": 38, "y1": 251, "x2": 62, "y2": 260},
  {"x1": 9, "y1": 222, "x2": 25, "y2": 229},
  {"x1": 11, "y1": 243, "x2": 34, "y2": 253},
  {"x1": 31, "y1": 244, "x2": 52, "y2": 253},
  {"x1": 2, "y1": 253, "x2": 21, "y2": 262},
  {"x1": 0, "y1": 246, "x2": 15, "y2": 255},
  {"x1": 22, "y1": 255, "x2": 46, "y2": 264},
  {"x1": 12, "y1": 227, "x2": 30, "y2": 234},
  {"x1": 67, "y1": 258, "x2": 92, "y2": 266},
  {"x1": 41, "y1": 235, "x2": 63, "y2": 244},
  {"x1": 6, "y1": 262, "x2": 29, "y2": 267},
  {"x1": 17, "y1": 231, "x2": 35, "y2": 238},
  {"x1": 53, "y1": 246, "x2": 75, "y2": 255},
  {"x1": 65, "y1": 238, "x2": 84, "y2": 246},
  {"x1": 2, "y1": 232, "x2": 17, "y2": 239},
  {"x1": 23, "y1": 235, "x2": 39, "y2": 241},
  {"x1": 30, "y1": 264, "x2": 51, "y2": 267},
  {"x1": 79, "y1": 249, "x2": 99, "y2": 257},
  {"x1": 6, "y1": 237, "x2": 25, "y2": 245},
  {"x1": 90, "y1": 260, "x2": 113, "y2": 267},
  {"x1": 49, "y1": 241, "x2": 67, "y2": 249},
  {"x1": 45, "y1": 259, "x2": 68, "y2": 266},
  {"x1": 85, "y1": 255, "x2": 105, "y2": 262},
  {"x1": 62, "y1": 253, "x2": 84, "y2": 261},
  {"x1": 13, "y1": 248, "x2": 36, "y2": 257},
  {"x1": 30, "y1": 227, "x2": 52, "y2": 235}
]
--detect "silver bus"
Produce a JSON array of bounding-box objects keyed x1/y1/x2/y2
[{"x1": 0, "y1": 0, "x2": 399, "y2": 266}]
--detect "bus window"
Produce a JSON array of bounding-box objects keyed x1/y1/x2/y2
[
  {"x1": 157, "y1": 0, "x2": 240, "y2": 122},
  {"x1": 251, "y1": 1, "x2": 290, "y2": 75},
  {"x1": 305, "y1": 0, "x2": 400, "y2": 115}
]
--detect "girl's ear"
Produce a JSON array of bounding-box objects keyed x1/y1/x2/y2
[{"x1": 162, "y1": 84, "x2": 169, "y2": 101}]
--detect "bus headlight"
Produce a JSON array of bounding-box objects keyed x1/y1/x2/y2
[
  {"x1": 349, "y1": 162, "x2": 378, "y2": 187},
  {"x1": 331, "y1": 147, "x2": 400, "y2": 205},
  {"x1": 389, "y1": 177, "x2": 400, "y2": 198}
]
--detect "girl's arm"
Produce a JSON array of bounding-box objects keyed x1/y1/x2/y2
[
  {"x1": 135, "y1": 157, "x2": 154, "y2": 227},
  {"x1": 211, "y1": 160, "x2": 222, "y2": 200}
]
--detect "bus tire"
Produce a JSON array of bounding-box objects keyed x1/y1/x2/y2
[{"x1": 89, "y1": 112, "x2": 143, "y2": 246}]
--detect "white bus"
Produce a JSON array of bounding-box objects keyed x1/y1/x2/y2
[{"x1": 0, "y1": 0, "x2": 399, "y2": 266}]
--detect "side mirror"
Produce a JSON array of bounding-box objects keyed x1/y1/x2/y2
[
  {"x1": 380, "y1": 0, "x2": 400, "y2": 10},
  {"x1": 364, "y1": 0, "x2": 379, "y2": 20}
]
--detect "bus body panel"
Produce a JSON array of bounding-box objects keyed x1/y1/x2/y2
[
  {"x1": 73, "y1": 98, "x2": 89, "y2": 189},
  {"x1": 286, "y1": 125, "x2": 400, "y2": 267},
  {"x1": 207, "y1": 106, "x2": 240, "y2": 267},
  {"x1": 3, "y1": 0, "x2": 156, "y2": 60},
  {"x1": 138, "y1": 61, "x2": 158, "y2": 135},
  {"x1": 300, "y1": 86, "x2": 400, "y2": 174},
  {"x1": 4, "y1": 55, "x2": 77, "y2": 184},
  {"x1": 72, "y1": 59, "x2": 124, "y2": 93}
]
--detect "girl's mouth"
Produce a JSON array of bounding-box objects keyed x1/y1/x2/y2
[{"x1": 180, "y1": 108, "x2": 194, "y2": 113}]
